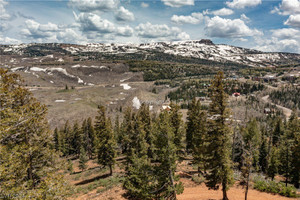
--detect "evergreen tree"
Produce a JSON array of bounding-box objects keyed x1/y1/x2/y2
[
  {"x1": 186, "y1": 98, "x2": 201, "y2": 152},
  {"x1": 153, "y1": 110, "x2": 184, "y2": 199},
  {"x1": 259, "y1": 135, "x2": 268, "y2": 173},
  {"x1": 241, "y1": 119, "x2": 260, "y2": 200},
  {"x1": 170, "y1": 102, "x2": 185, "y2": 159},
  {"x1": 272, "y1": 117, "x2": 284, "y2": 146},
  {"x1": 0, "y1": 69, "x2": 68, "y2": 199},
  {"x1": 123, "y1": 114, "x2": 154, "y2": 200},
  {"x1": 67, "y1": 159, "x2": 74, "y2": 174},
  {"x1": 94, "y1": 106, "x2": 116, "y2": 176},
  {"x1": 62, "y1": 120, "x2": 72, "y2": 156},
  {"x1": 72, "y1": 121, "x2": 82, "y2": 157},
  {"x1": 288, "y1": 111, "x2": 300, "y2": 188},
  {"x1": 53, "y1": 127, "x2": 61, "y2": 152},
  {"x1": 137, "y1": 103, "x2": 154, "y2": 158},
  {"x1": 82, "y1": 118, "x2": 95, "y2": 159},
  {"x1": 267, "y1": 147, "x2": 279, "y2": 181},
  {"x1": 79, "y1": 146, "x2": 89, "y2": 172},
  {"x1": 205, "y1": 71, "x2": 234, "y2": 200},
  {"x1": 120, "y1": 107, "x2": 135, "y2": 155}
]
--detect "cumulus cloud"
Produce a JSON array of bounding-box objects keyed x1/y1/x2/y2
[
  {"x1": 254, "y1": 27, "x2": 300, "y2": 53},
  {"x1": 226, "y1": 0, "x2": 262, "y2": 9},
  {"x1": 240, "y1": 14, "x2": 251, "y2": 23},
  {"x1": 271, "y1": 28, "x2": 300, "y2": 39},
  {"x1": 116, "y1": 26, "x2": 134, "y2": 37},
  {"x1": 211, "y1": 8, "x2": 234, "y2": 16},
  {"x1": 0, "y1": 0, "x2": 11, "y2": 20},
  {"x1": 141, "y1": 2, "x2": 149, "y2": 8},
  {"x1": 205, "y1": 16, "x2": 263, "y2": 38},
  {"x1": 57, "y1": 28, "x2": 87, "y2": 44},
  {"x1": 0, "y1": 35, "x2": 21, "y2": 44},
  {"x1": 75, "y1": 12, "x2": 115, "y2": 33},
  {"x1": 135, "y1": 22, "x2": 190, "y2": 40},
  {"x1": 284, "y1": 14, "x2": 300, "y2": 27},
  {"x1": 272, "y1": 0, "x2": 300, "y2": 15},
  {"x1": 115, "y1": 6, "x2": 135, "y2": 22},
  {"x1": 69, "y1": 0, "x2": 119, "y2": 12},
  {"x1": 21, "y1": 19, "x2": 59, "y2": 39},
  {"x1": 171, "y1": 13, "x2": 203, "y2": 24},
  {"x1": 74, "y1": 12, "x2": 133, "y2": 38},
  {"x1": 255, "y1": 38, "x2": 300, "y2": 53},
  {"x1": 162, "y1": 0, "x2": 194, "y2": 7}
]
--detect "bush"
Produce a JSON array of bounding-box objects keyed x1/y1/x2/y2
[
  {"x1": 253, "y1": 176, "x2": 297, "y2": 197},
  {"x1": 192, "y1": 174, "x2": 205, "y2": 184}
]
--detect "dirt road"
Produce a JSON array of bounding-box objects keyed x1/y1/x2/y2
[{"x1": 262, "y1": 95, "x2": 292, "y2": 120}]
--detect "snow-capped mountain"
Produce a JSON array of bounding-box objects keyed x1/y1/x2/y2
[{"x1": 1, "y1": 40, "x2": 300, "y2": 67}]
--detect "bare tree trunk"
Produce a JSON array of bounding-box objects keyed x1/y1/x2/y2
[
  {"x1": 169, "y1": 169, "x2": 177, "y2": 200},
  {"x1": 245, "y1": 169, "x2": 250, "y2": 200},
  {"x1": 222, "y1": 181, "x2": 229, "y2": 200},
  {"x1": 109, "y1": 164, "x2": 113, "y2": 176}
]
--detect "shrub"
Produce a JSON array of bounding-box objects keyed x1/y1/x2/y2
[
  {"x1": 192, "y1": 174, "x2": 205, "y2": 184},
  {"x1": 253, "y1": 177, "x2": 297, "y2": 197}
]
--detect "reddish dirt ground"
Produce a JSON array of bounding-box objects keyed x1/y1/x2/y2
[{"x1": 178, "y1": 183, "x2": 298, "y2": 200}]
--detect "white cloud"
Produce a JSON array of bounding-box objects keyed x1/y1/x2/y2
[
  {"x1": 171, "y1": 13, "x2": 203, "y2": 24},
  {"x1": 211, "y1": 8, "x2": 234, "y2": 16},
  {"x1": 271, "y1": 28, "x2": 300, "y2": 39},
  {"x1": 272, "y1": 0, "x2": 300, "y2": 15},
  {"x1": 117, "y1": 26, "x2": 134, "y2": 37},
  {"x1": 141, "y1": 2, "x2": 149, "y2": 8},
  {"x1": 57, "y1": 28, "x2": 87, "y2": 44},
  {"x1": 115, "y1": 6, "x2": 135, "y2": 22},
  {"x1": 240, "y1": 14, "x2": 251, "y2": 23},
  {"x1": 135, "y1": 22, "x2": 190, "y2": 40},
  {"x1": 205, "y1": 16, "x2": 263, "y2": 38},
  {"x1": 0, "y1": 0, "x2": 10, "y2": 20},
  {"x1": 0, "y1": 35, "x2": 21, "y2": 44},
  {"x1": 226, "y1": 0, "x2": 262, "y2": 9},
  {"x1": 255, "y1": 38, "x2": 300, "y2": 53},
  {"x1": 162, "y1": 0, "x2": 194, "y2": 7},
  {"x1": 69, "y1": 0, "x2": 119, "y2": 12},
  {"x1": 76, "y1": 12, "x2": 116, "y2": 33},
  {"x1": 284, "y1": 14, "x2": 300, "y2": 27},
  {"x1": 21, "y1": 20, "x2": 59, "y2": 39}
]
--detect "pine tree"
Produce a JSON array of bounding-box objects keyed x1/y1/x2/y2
[
  {"x1": 72, "y1": 121, "x2": 82, "y2": 157},
  {"x1": 272, "y1": 117, "x2": 284, "y2": 146},
  {"x1": 186, "y1": 98, "x2": 201, "y2": 152},
  {"x1": 62, "y1": 120, "x2": 72, "y2": 156},
  {"x1": 267, "y1": 147, "x2": 279, "y2": 181},
  {"x1": 79, "y1": 146, "x2": 89, "y2": 172},
  {"x1": 190, "y1": 99, "x2": 207, "y2": 174},
  {"x1": 53, "y1": 127, "x2": 61, "y2": 152},
  {"x1": 170, "y1": 102, "x2": 185, "y2": 159},
  {"x1": 0, "y1": 69, "x2": 69, "y2": 199},
  {"x1": 120, "y1": 107, "x2": 135, "y2": 155},
  {"x1": 153, "y1": 110, "x2": 184, "y2": 199},
  {"x1": 82, "y1": 118, "x2": 95, "y2": 159},
  {"x1": 241, "y1": 119, "x2": 260, "y2": 200},
  {"x1": 259, "y1": 135, "x2": 268, "y2": 173},
  {"x1": 123, "y1": 114, "x2": 154, "y2": 200},
  {"x1": 94, "y1": 105, "x2": 116, "y2": 176},
  {"x1": 205, "y1": 71, "x2": 234, "y2": 200},
  {"x1": 137, "y1": 103, "x2": 154, "y2": 158},
  {"x1": 288, "y1": 111, "x2": 300, "y2": 188}
]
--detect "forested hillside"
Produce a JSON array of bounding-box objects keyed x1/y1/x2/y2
[{"x1": 1, "y1": 70, "x2": 299, "y2": 200}]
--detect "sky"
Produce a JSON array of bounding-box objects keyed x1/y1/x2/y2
[{"x1": 0, "y1": 0, "x2": 300, "y2": 53}]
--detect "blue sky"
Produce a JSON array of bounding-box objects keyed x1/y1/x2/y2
[{"x1": 1, "y1": 0, "x2": 300, "y2": 53}]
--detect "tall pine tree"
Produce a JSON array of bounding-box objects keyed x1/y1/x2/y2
[
  {"x1": 0, "y1": 69, "x2": 69, "y2": 199},
  {"x1": 94, "y1": 105, "x2": 116, "y2": 176},
  {"x1": 205, "y1": 71, "x2": 234, "y2": 200}
]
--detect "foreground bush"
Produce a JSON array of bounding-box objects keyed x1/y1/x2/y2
[{"x1": 253, "y1": 176, "x2": 297, "y2": 197}]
